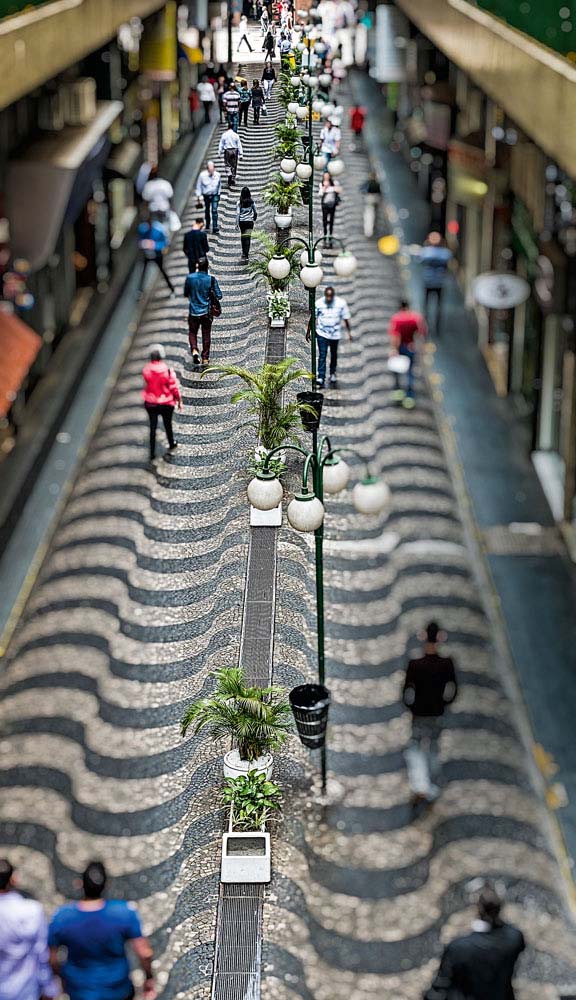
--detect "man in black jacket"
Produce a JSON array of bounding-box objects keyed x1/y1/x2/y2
[
  {"x1": 183, "y1": 219, "x2": 210, "y2": 272},
  {"x1": 402, "y1": 621, "x2": 457, "y2": 809},
  {"x1": 425, "y1": 887, "x2": 525, "y2": 999}
]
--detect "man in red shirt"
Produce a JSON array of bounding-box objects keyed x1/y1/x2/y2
[
  {"x1": 388, "y1": 298, "x2": 427, "y2": 408},
  {"x1": 349, "y1": 105, "x2": 366, "y2": 138}
]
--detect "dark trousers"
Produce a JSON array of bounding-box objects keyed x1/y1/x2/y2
[
  {"x1": 202, "y1": 100, "x2": 212, "y2": 123},
  {"x1": 188, "y1": 313, "x2": 212, "y2": 361},
  {"x1": 322, "y1": 205, "x2": 336, "y2": 237},
  {"x1": 238, "y1": 32, "x2": 253, "y2": 51},
  {"x1": 203, "y1": 194, "x2": 219, "y2": 232},
  {"x1": 317, "y1": 336, "x2": 338, "y2": 384},
  {"x1": 224, "y1": 148, "x2": 238, "y2": 182},
  {"x1": 139, "y1": 253, "x2": 174, "y2": 294},
  {"x1": 145, "y1": 403, "x2": 175, "y2": 459},
  {"x1": 253, "y1": 105, "x2": 261, "y2": 124},
  {"x1": 424, "y1": 286, "x2": 443, "y2": 330},
  {"x1": 394, "y1": 343, "x2": 416, "y2": 398},
  {"x1": 239, "y1": 102, "x2": 249, "y2": 126},
  {"x1": 239, "y1": 221, "x2": 254, "y2": 258}
]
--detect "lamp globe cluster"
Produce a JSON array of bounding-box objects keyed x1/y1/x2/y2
[{"x1": 287, "y1": 490, "x2": 325, "y2": 532}]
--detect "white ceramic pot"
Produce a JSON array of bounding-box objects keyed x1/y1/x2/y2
[
  {"x1": 275, "y1": 211, "x2": 293, "y2": 229},
  {"x1": 223, "y1": 749, "x2": 273, "y2": 779}
]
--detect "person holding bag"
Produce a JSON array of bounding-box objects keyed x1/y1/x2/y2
[
  {"x1": 320, "y1": 172, "x2": 341, "y2": 247},
  {"x1": 141, "y1": 344, "x2": 181, "y2": 462},
  {"x1": 235, "y1": 186, "x2": 258, "y2": 262},
  {"x1": 183, "y1": 257, "x2": 223, "y2": 367}
]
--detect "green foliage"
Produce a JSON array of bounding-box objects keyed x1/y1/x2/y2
[
  {"x1": 273, "y1": 117, "x2": 301, "y2": 160},
  {"x1": 267, "y1": 290, "x2": 290, "y2": 319},
  {"x1": 249, "y1": 451, "x2": 287, "y2": 479},
  {"x1": 247, "y1": 231, "x2": 301, "y2": 291},
  {"x1": 264, "y1": 173, "x2": 302, "y2": 215},
  {"x1": 208, "y1": 357, "x2": 312, "y2": 451},
  {"x1": 223, "y1": 771, "x2": 282, "y2": 831},
  {"x1": 180, "y1": 667, "x2": 292, "y2": 762},
  {"x1": 277, "y1": 70, "x2": 299, "y2": 110}
]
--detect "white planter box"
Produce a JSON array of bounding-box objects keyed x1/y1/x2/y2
[
  {"x1": 250, "y1": 502, "x2": 282, "y2": 526},
  {"x1": 221, "y1": 830, "x2": 271, "y2": 883},
  {"x1": 223, "y1": 749, "x2": 273, "y2": 779},
  {"x1": 269, "y1": 316, "x2": 286, "y2": 328}
]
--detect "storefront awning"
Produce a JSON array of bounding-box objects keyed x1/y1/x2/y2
[
  {"x1": 5, "y1": 100, "x2": 123, "y2": 273},
  {"x1": 0, "y1": 309, "x2": 43, "y2": 417}
]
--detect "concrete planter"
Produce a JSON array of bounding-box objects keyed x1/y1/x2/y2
[
  {"x1": 250, "y1": 503, "x2": 282, "y2": 526},
  {"x1": 223, "y1": 749, "x2": 273, "y2": 779},
  {"x1": 221, "y1": 807, "x2": 271, "y2": 883}
]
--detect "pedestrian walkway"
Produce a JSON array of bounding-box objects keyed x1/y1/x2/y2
[
  {"x1": 258, "y1": 84, "x2": 576, "y2": 999},
  {"x1": 351, "y1": 70, "x2": 576, "y2": 877},
  {"x1": 0, "y1": 79, "x2": 287, "y2": 1000}
]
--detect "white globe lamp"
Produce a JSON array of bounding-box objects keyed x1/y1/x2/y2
[
  {"x1": 296, "y1": 161, "x2": 313, "y2": 180},
  {"x1": 287, "y1": 101, "x2": 299, "y2": 114},
  {"x1": 352, "y1": 477, "x2": 390, "y2": 516},
  {"x1": 296, "y1": 106, "x2": 309, "y2": 120},
  {"x1": 333, "y1": 251, "x2": 358, "y2": 278},
  {"x1": 312, "y1": 99, "x2": 325, "y2": 113},
  {"x1": 318, "y1": 73, "x2": 332, "y2": 87},
  {"x1": 322, "y1": 102, "x2": 336, "y2": 118},
  {"x1": 300, "y1": 262, "x2": 324, "y2": 288},
  {"x1": 247, "y1": 473, "x2": 284, "y2": 511},
  {"x1": 287, "y1": 490, "x2": 325, "y2": 532},
  {"x1": 268, "y1": 253, "x2": 291, "y2": 281},
  {"x1": 327, "y1": 157, "x2": 345, "y2": 177},
  {"x1": 296, "y1": 41, "x2": 306, "y2": 52},
  {"x1": 314, "y1": 153, "x2": 327, "y2": 170},
  {"x1": 280, "y1": 157, "x2": 297, "y2": 173},
  {"x1": 322, "y1": 457, "x2": 350, "y2": 495},
  {"x1": 300, "y1": 248, "x2": 322, "y2": 267},
  {"x1": 290, "y1": 75, "x2": 301, "y2": 86}
]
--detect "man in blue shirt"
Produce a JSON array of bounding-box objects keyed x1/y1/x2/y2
[
  {"x1": 48, "y1": 862, "x2": 155, "y2": 1000},
  {"x1": 137, "y1": 219, "x2": 175, "y2": 297},
  {"x1": 184, "y1": 256, "x2": 223, "y2": 367},
  {"x1": 419, "y1": 231, "x2": 452, "y2": 333}
]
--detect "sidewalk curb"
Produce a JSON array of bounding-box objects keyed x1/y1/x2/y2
[
  {"x1": 348, "y1": 70, "x2": 576, "y2": 922},
  {"x1": 0, "y1": 121, "x2": 217, "y2": 659}
]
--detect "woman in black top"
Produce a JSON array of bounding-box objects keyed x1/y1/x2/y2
[
  {"x1": 250, "y1": 79, "x2": 265, "y2": 124},
  {"x1": 262, "y1": 30, "x2": 275, "y2": 62},
  {"x1": 235, "y1": 186, "x2": 258, "y2": 261},
  {"x1": 261, "y1": 63, "x2": 276, "y2": 99}
]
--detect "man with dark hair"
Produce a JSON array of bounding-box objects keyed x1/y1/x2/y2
[
  {"x1": 49, "y1": 861, "x2": 156, "y2": 1000},
  {"x1": 0, "y1": 859, "x2": 57, "y2": 1000},
  {"x1": 402, "y1": 621, "x2": 457, "y2": 810},
  {"x1": 425, "y1": 887, "x2": 525, "y2": 999},
  {"x1": 184, "y1": 257, "x2": 223, "y2": 367},
  {"x1": 183, "y1": 218, "x2": 210, "y2": 272},
  {"x1": 307, "y1": 285, "x2": 352, "y2": 389}
]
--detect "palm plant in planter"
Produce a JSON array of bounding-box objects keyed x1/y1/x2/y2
[
  {"x1": 208, "y1": 358, "x2": 312, "y2": 452},
  {"x1": 264, "y1": 173, "x2": 301, "y2": 229},
  {"x1": 181, "y1": 667, "x2": 292, "y2": 778},
  {"x1": 248, "y1": 231, "x2": 301, "y2": 291}
]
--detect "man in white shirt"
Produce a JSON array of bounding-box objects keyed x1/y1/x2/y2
[
  {"x1": 197, "y1": 77, "x2": 216, "y2": 123},
  {"x1": 307, "y1": 285, "x2": 352, "y2": 388},
  {"x1": 218, "y1": 127, "x2": 243, "y2": 187},
  {"x1": 0, "y1": 859, "x2": 57, "y2": 1000},
  {"x1": 195, "y1": 160, "x2": 222, "y2": 233},
  {"x1": 319, "y1": 120, "x2": 341, "y2": 163}
]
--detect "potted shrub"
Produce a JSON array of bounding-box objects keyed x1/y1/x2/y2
[
  {"x1": 274, "y1": 116, "x2": 300, "y2": 160},
  {"x1": 180, "y1": 667, "x2": 292, "y2": 779},
  {"x1": 248, "y1": 232, "x2": 301, "y2": 292},
  {"x1": 264, "y1": 173, "x2": 302, "y2": 230},
  {"x1": 209, "y1": 358, "x2": 313, "y2": 526},
  {"x1": 220, "y1": 771, "x2": 282, "y2": 883},
  {"x1": 267, "y1": 289, "x2": 291, "y2": 328}
]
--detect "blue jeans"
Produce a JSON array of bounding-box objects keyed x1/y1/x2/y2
[
  {"x1": 397, "y1": 343, "x2": 415, "y2": 397},
  {"x1": 227, "y1": 111, "x2": 239, "y2": 131},
  {"x1": 203, "y1": 194, "x2": 219, "y2": 232},
  {"x1": 317, "y1": 336, "x2": 338, "y2": 384}
]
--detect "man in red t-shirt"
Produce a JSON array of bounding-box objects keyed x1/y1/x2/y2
[{"x1": 388, "y1": 299, "x2": 427, "y2": 408}]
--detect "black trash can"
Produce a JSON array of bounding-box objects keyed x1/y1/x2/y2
[
  {"x1": 289, "y1": 684, "x2": 331, "y2": 749},
  {"x1": 297, "y1": 391, "x2": 324, "y2": 433}
]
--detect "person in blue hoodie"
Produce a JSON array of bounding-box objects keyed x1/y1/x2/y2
[
  {"x1": 419, "y1": 231, "x2": 452, "y2": 332},
  {"x1": 137, "y1": 218, "x2": 174, "y2": 297}
]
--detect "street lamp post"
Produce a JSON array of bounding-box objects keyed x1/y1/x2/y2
[{"x1": 248, "y1": 439, "x2": 390, "y2": 790}]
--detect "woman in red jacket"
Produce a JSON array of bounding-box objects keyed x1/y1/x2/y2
[{"x1": 142, "y1": 344, "x2": 182, "y2": 461}]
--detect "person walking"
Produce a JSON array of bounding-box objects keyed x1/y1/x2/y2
[
  {"x1": 424, "y1": 887, "x2": 525, "y2": 1000},
  {"x1": 307, "y1": 285, "x2": 352, "y2": 389},
  {"x1": 260, "y1": 7, "x2": 269, "y2": 33},
  {"x1": 215, "y1": 73, "x2": 228, "y2": 123},
  {"x1": 262, "y1": 29, "x2": 275, "y2": 61},
  {"x1": 237, "y1": 14, "x2": 254, "y2": 51},
  {"x1": 278, "y1": 30, "x2": 292, "y2": 67},
  {"x1": 238, "y1": 79, "x2": 251, "y2": 127},
  {"x1": 195, "y1": 160, "x2": 221, "y2": 234},
  {"x1": 250, "y1": 79, "x2": 265, "y2": 124},
  {"x1": 137, "y1": 218, "x2": 175, "y2": 297},
  {"x1": 141, "y1": 344, "x2": 181, "y2": 461},
  {"x1": 261, "y1": 63, "x2": 276, "y2": 99},
  {"x1": 349, "y1": 104, "x2": 366, "y2": 141},
  {"x1": 388, "y1": 298, "x2": 427, "y2": 408},
  {"x1": 402, "y1": 621, "x2": 457, "y2": 810},
  {"x1": 236, "y1": 186, "x2": 258, "y2": 261},
  {"x1": 419, "y1": 231, "x2": 453, "y2": 332},
  {"x1": 222, "y1": 82, "x2": 241, "y2": 131},
  {"x1": 0, "y1": 859, "x2": 57, "y2": 1000},
  {"x1": 360, "y1": 171, "x2": 381, "y2": 238},
  {"x1": 184, "y1": 257, "x2": 223, "y2": 367},
  {"x1": 320, "y1": 171, "x2": 341, "y2": 246},
  {"x1": 49, "y1": 862, "x2": 156, "y2": 1000},
  {"x1": 319, "y1": 119, "x2": 341, "y2": 164},
  {"x1": 218, "y1": 125, "x2": 243, "y2": 187},
  {"x1": 141, "y1": 168, "x2": 173, "y2": 222},
  {"x1": 183, "y1": 218, "x2": 209, "y2": 272},
  {"x1": 197, "y1": 75, "x2": 216, "y2": 123}
]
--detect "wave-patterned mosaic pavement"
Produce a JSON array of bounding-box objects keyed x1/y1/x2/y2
[
  {"x1": 261, "y1": 91, "x2": 576, "y2": 1000},
  {"x1": 0, "y1": 88, "x2": 288, "y2": 999}
]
